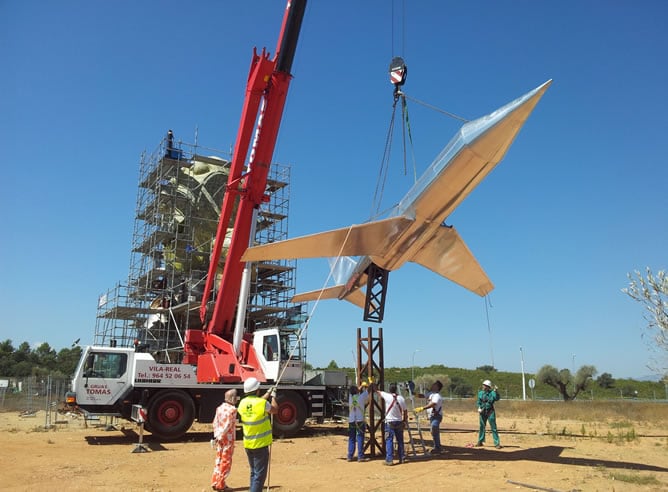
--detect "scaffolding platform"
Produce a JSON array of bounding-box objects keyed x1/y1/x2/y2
[{"x1": 94, "y1": 132, "x2": 306, "y2": 360}]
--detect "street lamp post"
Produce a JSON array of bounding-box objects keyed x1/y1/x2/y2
[
  {"x1": 520, "y1": 347, "x2": 526, "y2": 401},
  {"x1": 411, "y1": 349, "x2": 420, "y2": 384},
  {"x1": 572, "y1": 354, "x2": 576, "y2": 398}
]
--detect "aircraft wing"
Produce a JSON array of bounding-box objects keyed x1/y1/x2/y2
[
  {"x1": 411, "y1": 225, "x2": 494, "y2": 296},
  {"x1": 242, "y1": 216, "x2": 414, "y2": 261},
  {"x1": 292, "y1": 285, "x2": 367, "y2": 308}
]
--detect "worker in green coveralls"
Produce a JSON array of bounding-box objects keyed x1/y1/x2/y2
[{"x1": 476, "y1": 379, "x2": 501, "y2": 448}]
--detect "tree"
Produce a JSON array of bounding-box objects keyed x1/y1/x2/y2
[
  {"x1": 34, "y1": 343, "x2": 57, "y2": 374},
  {"x1": 56, "y1": 346, "x2": 83, "y2": 377},
  {"x1": 537, "y1": 364, "x2": 597, "y2": 401},
  {"x1": 476, "y1": 365, "x2": 497, "y2": 372},
  {"x1": 623, "y1": 268, "x2": 668, "y2": 375},
  {"x1": 448, "y1": 375, "x2": 474, "y2": 397},
  {"x1": 0, "y1": 339, "x2": 15, "y2": 376},
  {"x1": 414, "y1": 374, "x2": 449, "y2": 395},
  {"x1": 596, "y1": 372, "x2": 615, "y2": 389},
  {"x1": 326, "y1": 360, "x2": 339, "y2": 370},
  {"x1": 13, "y1": 361, "x2": 34, "y2": 377},
  {"x1": 620, "y1": 385, "x2": 638, "y2": 398},
  {"x1": 13, "y1": 342, "x2": 33, "y2": 365},
  {"x1": 0, "y1": 340, "x2": 83, "y2": 377}
]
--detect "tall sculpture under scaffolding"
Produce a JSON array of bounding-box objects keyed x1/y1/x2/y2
[{"x1": 93, "y1": 131, "x2": 306, "y2": 362}]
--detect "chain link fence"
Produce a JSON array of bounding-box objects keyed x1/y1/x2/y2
[{"x1": 0, "y1": 375, "x2": 72, "y2": 418}]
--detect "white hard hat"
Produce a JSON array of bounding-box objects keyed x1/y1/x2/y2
[
  {"x1": 244, "y1": 377, "x2": 261, "y2": 393},
  {"x1": 483, "y1": 380, "x2": 492, "y2": 387}
]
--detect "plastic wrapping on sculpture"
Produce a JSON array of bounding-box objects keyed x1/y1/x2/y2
[
  {"x1": 395, "y1": 81, "x2": 550, "y2": 219},
  {"x1": 328, "y1": 256, "x2": 358, "y2": 285},
  {"x1": 242, "y1": 80, "x2": 552, "y2": 306}
]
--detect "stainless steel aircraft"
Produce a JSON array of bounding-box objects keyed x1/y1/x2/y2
[{"x1": 242, "y1": 80, "x2": 552, "y2": 308}]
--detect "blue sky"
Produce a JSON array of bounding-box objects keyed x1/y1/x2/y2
[{"x1": 1, "y1": 1, "x2": 666, "y2": 379}]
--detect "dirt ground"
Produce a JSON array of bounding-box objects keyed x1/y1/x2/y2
[{"x1": 1, "y1": 403, "x2": 667, "y2": 492}]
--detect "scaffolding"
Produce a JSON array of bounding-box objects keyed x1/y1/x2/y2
[{"x1": 94, "y1": 131, "x2": 306, "y2": 362}]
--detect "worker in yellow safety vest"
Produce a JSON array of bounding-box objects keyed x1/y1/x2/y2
[{"x1": 238, "y1": 377, "x2": 278, "y2": 492}]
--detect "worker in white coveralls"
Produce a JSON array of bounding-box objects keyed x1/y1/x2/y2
[{"x1": 211, "y1": 389, "x2": 237, "y2": 491}]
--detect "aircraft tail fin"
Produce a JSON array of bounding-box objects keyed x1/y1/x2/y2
[
  {"x1": 292, "y1": 285, "x2": 367, "y2": 308},
  {"x1": 292, "y1": 286, "x2": 342, "y2": 303}
]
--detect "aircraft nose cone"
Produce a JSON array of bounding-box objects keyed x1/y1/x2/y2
[{"x1": 463, "y1": 80, "x2": 552, "y2": 162}]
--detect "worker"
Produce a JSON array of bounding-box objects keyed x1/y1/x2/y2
[
  {"x1": 360, "y1": 380, "x2": 369, "y2": 415},
  {"x1": 211, "y1": 389, "x2": 238, "y2": 492},
  {"x1": 238, "y1": 377, "x2": 278, "y2": 492},
  {"x1": 414, "y1": 380, "x2": 444, "y2": 455},
  {"x1": 166, "y1": 129, "x2": 175, "y2": 158},
  {"x1": 373, "y1": 383, "x2": 408, "y2": 465},
  {"x1": 476, "y1": 379, "x2": 501, "y2": 448},
  {"x1": 347, "y1": 382, "x2": 369, "y2": 462}
]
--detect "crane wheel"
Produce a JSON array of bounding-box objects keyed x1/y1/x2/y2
[
  {"x1": 147, "y1": 390, "x2": 195, "y2": 441},
  {"x1": 273, "y1": 390, "x2": 307, "y2": 437}
]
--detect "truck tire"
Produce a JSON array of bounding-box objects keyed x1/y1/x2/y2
[
  {"x1": 274, "y1": 390, "x2": 307, "y2": 437},
  {"x1": 147, "y1": 390, "x2": 195, "y2": 441}
]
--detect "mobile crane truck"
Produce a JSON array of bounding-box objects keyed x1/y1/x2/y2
[{"x1": 66, "y1": 0, "x2": 348, "y2": 440}]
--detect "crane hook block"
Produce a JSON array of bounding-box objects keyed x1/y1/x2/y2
[{"x1": 389, "y1": 56, "x2": 407, "y2": 87}]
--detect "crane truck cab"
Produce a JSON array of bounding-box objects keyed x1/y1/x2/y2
[{"x1": 252, "y1": 328, "x2": 304, "y2": 383}]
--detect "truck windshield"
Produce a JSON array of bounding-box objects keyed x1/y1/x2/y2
[{"x1": 84, "y1": 352, "x2": 128, "y2": 379}]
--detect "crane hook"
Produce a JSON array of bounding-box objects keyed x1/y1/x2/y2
[{"x1": 389, "y1": 56, "x2": 407, "y2": 100}]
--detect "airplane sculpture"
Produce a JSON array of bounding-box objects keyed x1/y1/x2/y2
[{"x1": 242, "y1": 80, "x2": 551, "y2": 315}]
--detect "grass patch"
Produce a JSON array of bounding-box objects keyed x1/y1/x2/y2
[
  {"x1": 604, "y1": 427, "x2": 637, "y2": 444},
  {"x1": 627, "y1": 428, "x2": 636, "y2": 440},
  {"x1": 623, "y1": 428, "x2": 637, "y2": 442},
  {"x1": 609, "y1": 472, "x2": 661, "y2": 485},
  {"x1": 465, "y1": 400, "x2": 668, "y2": 423}
]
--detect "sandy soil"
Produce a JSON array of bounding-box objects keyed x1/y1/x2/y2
[{"x1": 1, "y1": 406, "x2": 666, "y2": 492}]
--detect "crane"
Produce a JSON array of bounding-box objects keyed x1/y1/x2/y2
[{"x1": 183, "y1": 0, "x2": 308, "y2": 383}]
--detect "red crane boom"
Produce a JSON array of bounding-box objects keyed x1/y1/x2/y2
[{"x1": 183, "y1": 0, "x2": 307, "y2": 383}]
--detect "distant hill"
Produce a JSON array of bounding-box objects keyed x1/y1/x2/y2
[
  {"x1": 636, "y1": 374, "x2": 662, "y2": 382},
  {"x1": 324, "y1": 364, "x2": 667, "y2": 400}
]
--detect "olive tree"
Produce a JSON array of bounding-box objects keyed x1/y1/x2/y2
[
  {"x1": 623, "y1": 268, "x2": 667, "y2": 375},
  {"x1": 596, "y1": 372, "x2": 615, "y2": 389},
  {"x1": 414, "y1": 374, "x2": 449, "y2": 396},
  {"x1": 537, "y1": 364, "x2": 597, "y2": 401}
]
